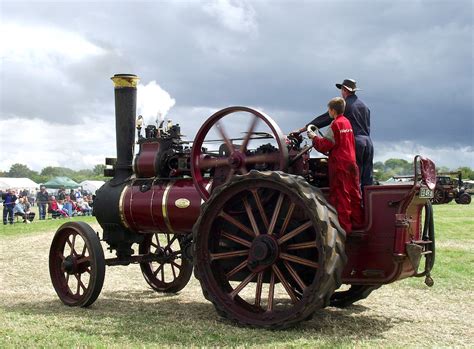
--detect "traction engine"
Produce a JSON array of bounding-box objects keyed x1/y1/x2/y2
[{"x1": 49, "y1": 74, "x2": 437, "y2": 329}]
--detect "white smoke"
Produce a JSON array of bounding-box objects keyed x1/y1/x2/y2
[{"x1": 137, "y1": 80, "x2": 176, "y2": 125}]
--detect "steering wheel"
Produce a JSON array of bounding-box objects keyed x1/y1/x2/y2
[{"x1": 191, "y1": 106, "x2": 288, "y2": 201}]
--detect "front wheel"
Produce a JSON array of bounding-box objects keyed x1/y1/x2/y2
[{"x1": 49, "y1": 221, "x2": 105, "y2": 307}]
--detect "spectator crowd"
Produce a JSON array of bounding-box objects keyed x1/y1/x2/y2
[{"x1": 1, "y1": 186, "x2": 94, "y2": 225}]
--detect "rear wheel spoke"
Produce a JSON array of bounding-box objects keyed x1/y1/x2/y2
[
  {"x1": 272, "y1": 264, "x2": 298, "y2": 303},
  {"x1": 221, "y1": 230, "x2": 252, "y2": 248},
  {"x1": 220, "y1": 212, "x2": 255, "y2": 237},
  {"x1": 286, "y1": 241, "x2": 318, "y2": 250},
  {"x1": 280, "y1": 252, "x2": 319, "y2": 269},
  {"x1": 255, "y1": 272, "x2": 263, "y2": 307},
  {"x1": 278, "y1": 220, "x2": 313, "y2": 245},
  {"x1": 210, "y1": 250, "x2": 249, "y2": 261},
  {"x1": 283, "y1": 260, "x2": 307, "y2": 290},
  {"x1": 242, "y1": 197, "x2": 260, "y2": 236},
  {"x1": 225, "y1": 260, "x2": 248, "y2": 279},
  {"x1": 230, "y1": 272, "x2": 256, "y2": 299},
  {"x1": 251, "y1": 189, "x2": 269, "y2": 229},
  {"x1": 267, "y1": 271, "x2": 275, "y2": 311},
  {"x1": 279, "y1": 202, "x2": 295, "y2": 237},
  {"x1": 268, "y1": 193, "x2": 284, "y2": 235}
]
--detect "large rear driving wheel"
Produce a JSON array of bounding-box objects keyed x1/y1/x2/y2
[{"x1": 193, "y1": 171, "x2": 346, "y2": 329}]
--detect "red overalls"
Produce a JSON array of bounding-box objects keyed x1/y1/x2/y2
[{"x1": 312, "y1": 114, "x2": 363, "y2": 233}]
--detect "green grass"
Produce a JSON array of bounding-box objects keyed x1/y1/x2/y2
[{"x1": 0, "y1": 201, "x2": 472, "y2": 348}]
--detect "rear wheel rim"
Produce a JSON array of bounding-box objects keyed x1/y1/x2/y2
[{"x1": 195, "y1": 178, "x2": 325, "y2": 325}]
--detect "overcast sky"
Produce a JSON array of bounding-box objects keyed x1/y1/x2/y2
[{"x1": 0, "y1": 0, "x2": 473, "y2": 172}]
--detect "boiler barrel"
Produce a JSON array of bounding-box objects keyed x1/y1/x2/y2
[{"x1": 120, "y1": 179, "x2": 209, "y2": 233}]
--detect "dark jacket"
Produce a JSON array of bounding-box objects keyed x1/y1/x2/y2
[
  {"x1": 36, "y1": 191, "x2": 49, "y2": 204},
  {"x1": 2, "y1": 193, "x2": 17, "y2": 208},
  {"x1": 307, "y1": 94, "x2": 371, "y2": 137}
]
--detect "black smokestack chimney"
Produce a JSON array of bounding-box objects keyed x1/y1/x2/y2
[{"x1": 111, "y1": 74, "x2": 139, "y2": 181}]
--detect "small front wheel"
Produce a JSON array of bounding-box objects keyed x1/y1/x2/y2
[
  {"x1": 49, "y1": 222, "x2": 105, "y2": 307},
  {"x1": 139, "y1": 233, "x2": 193, "y2": 293}
]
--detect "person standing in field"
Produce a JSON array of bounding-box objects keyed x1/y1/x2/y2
[{"x1": 36, "y1": 186, "x2": 49, "y2": 220}]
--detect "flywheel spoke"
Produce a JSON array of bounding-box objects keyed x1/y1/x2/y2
[
  {"x1": 216, "y1": 122, "x2": 235, "y2": 155},
  {"x1": 240, "y1": 115, "x2": 259, "y2": 153},
  {"x1": 244, "y1": 153, "x2": 280, "y2": 165}
]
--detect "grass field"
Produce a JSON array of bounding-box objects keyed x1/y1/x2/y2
[{"x1": 0, "y1": 202, "x2": 473, "y2": 348}]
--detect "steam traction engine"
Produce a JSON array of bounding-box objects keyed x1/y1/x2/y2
[{"x1": 49, "y1": 74, "x2": 437, "y2": 329}]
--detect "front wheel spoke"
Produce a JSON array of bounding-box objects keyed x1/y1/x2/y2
[
  {"x1": 225, "y1": 260, "x2": 248, "y2": 278},
  {"x1": 75, "y1": 274, "x2": 81, "y2": 295},
  {"x1": 255, "y1": 272, "x2": 263, "y2": 307},
  {"x1": 165, "y1": 235, "x2": 177, "y2": 250},
  {"x1": 283, "y1": 260, "x2": 307, "y2": 290},
  {"x1": 242, "y1": 197, "x2": 260, "y2": 236},
  {"x1": 220, "y1": 212, "x2": 255, "y2": 237},
  {"x1": 278, "y1": 220, "x2": 313, "y2": 245},
  {"x1": 230, "y1": 272, "x2": 256, "y2": 299},
  {"x1": 210, "y1": 250, "x2": 249, "y2": 261},
  {"x1": 286, "y1": 241, "x2": 318, "y2": 250},
  {"x1": 153, "y1": 264, "x2": 164, "y2": 278},
  {"x1": 171, "y1": 261, "x2": 182, "y2": 270},
  {"x1": 251, "y1": 189, "x2": 269, "y2": 229},
  {"x1": 268, "y1": 193, "x2": 284, "y2": 235},
  {"x1": 81, "y1": 244, "x2": 87, "y2": 257},
  {"x1": 272, "y1": 264, "x2": 298, "y2": 303},
  {"x1": 221, "y1": 231, "x2": 252, "y2": 248},
  {"x1": 171, "y1": 263, "x2": 177, "y2": 279},
  {"x1": 76, "y1": 256, "x2": 91, "y2": 265},
  {"x1": 280, "y1": 252, "x2": 319, "y2": 269},
  {"x1": 267, "y1": 271, "x2": 275, "y2": 311}
]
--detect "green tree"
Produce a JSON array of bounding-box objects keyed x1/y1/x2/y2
[
  {"x1": 7, "y1": 163, "x2": 38, "y2": 178},
  {"x1": 40, "y1": 166, "x2": 76, "y2": 179},
  {"x1": 93, "y1": 164, "x2": 106, "y2": 176},
  {"x1": 456, "y1": 166, "x2": 474, "y2": 180}
]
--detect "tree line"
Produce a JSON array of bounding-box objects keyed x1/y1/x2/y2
[
  {"x1": 0, "y1": 163, "x2": 106, "y2": 184},
  {"x1": 1, "y1": 160, "x2": 473, "y2": 184}
]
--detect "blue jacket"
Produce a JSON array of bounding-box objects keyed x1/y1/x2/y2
[{"x1": 307, "y1": 94, "x2": 371, "y2": 137}]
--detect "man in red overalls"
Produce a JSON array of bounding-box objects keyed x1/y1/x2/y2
[{"x1": 307, "y1": 97, "x2": 363, "y2": 233}]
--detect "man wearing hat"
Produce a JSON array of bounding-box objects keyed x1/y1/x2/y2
[{"x1": 292, "y1": 78, "x2": 373, "y2": 188}]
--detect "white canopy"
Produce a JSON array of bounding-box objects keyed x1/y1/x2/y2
[
  {"x1": 0, "y1": 177, "x2": 40, "y2": 191},
  {"x1": 79, "y1": 180, "x2": 105, "y2": 194}
]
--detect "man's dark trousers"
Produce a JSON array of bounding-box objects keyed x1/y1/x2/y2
[
  {"x1": 3, "y1": 206, "x2": 14, "y2": 224},
  {"x1": 355, "y1": 135, "x2": 374, "y2": 187}
]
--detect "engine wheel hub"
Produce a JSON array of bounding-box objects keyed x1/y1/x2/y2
[{"x1": 248, "y1": 234, "x2": 279, "y2": 271}]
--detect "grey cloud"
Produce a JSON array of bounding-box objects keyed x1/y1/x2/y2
[{"x1": 0, "y1": 0, "x2": 472, "y2": 155}]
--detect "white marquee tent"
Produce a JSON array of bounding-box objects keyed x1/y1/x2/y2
[
  {"x1": 0, "y1": 177, "x2": 40, "y2": 191},
  {"x1": 80, "y1": 180, "x2": 105, "y2": 195}
]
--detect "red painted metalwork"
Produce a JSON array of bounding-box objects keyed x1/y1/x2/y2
[
  {"x1": 134, "y1": 141, "x2": 160, "y2": 177},
  {"x1": 121, "y1": 178, "x2": 207, "y2": 233},
  {"x1": 191, "y1": 106, "x2": 288, "y2": 200}
]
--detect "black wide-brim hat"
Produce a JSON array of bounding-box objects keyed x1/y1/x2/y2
[{"x1": 336, "y1": 78, "x2": 362, "y2": 92}]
